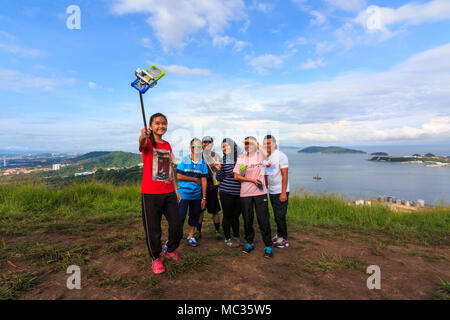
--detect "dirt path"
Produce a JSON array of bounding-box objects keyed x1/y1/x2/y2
[{"x1": 1, "y1": 219, "x2": 449, "y2": 300}]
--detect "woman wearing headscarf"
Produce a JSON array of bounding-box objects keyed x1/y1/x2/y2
[{"x1": 216, "y1": 138, "x2": 242, "y2": 248}]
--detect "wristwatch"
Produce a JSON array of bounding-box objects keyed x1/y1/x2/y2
[{"x1": 202, "y1": 197, "x2": 207, "y2": 200}]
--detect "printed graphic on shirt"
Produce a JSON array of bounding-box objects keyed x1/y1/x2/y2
[
  {"x1": 263, "y1": 160, "x2": 277, "y2": 175},
  {"x1": 152, "y1": 148, "x2": 173, "y2": 182}
]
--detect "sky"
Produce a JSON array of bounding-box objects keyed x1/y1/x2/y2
[{"x1": 0, "y1": 0, "x2": 450, "y2": 154}]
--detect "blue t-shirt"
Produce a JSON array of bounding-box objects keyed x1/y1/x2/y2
[{"x1": 176, "y1": 155, "x2": 209, "y2": 200}]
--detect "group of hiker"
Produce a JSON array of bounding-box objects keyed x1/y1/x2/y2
[{"x1": 139, "y1": 113, "x2": 290, "y2": 274}]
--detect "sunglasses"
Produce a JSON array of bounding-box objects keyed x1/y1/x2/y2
[
  {"x1": 191, "y1": 145, "x2": 202, "y2": 148},
  {"x1": 244, "y1": 142, "x2": 255, "y2": 146}
]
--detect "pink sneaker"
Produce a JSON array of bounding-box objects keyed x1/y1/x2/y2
[
  {"x1": 164, "y1": 250, "x2": 181, "y2": 262},
  {"x1": 151, "y1": 258, "x2": 165, "y2": 274}
]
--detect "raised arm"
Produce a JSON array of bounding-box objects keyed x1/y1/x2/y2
[
  {"x1": 247, "y1": 137, "x2": 268, "y2": 158},
  {"x1": 139, "y1": 128, "x2": 149, "y2": 151}
]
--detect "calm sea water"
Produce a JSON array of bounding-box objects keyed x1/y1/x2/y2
[{"x1": 282, "y1": 146, "x2": 450, "y2": 206}]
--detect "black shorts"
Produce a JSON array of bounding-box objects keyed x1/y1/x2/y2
[
  {"x1": 179, "y1": 199, "x2": 202, "y2": 227},
  {"x1": 203, "y1": 187, "x2": 221, "y2": 214}
]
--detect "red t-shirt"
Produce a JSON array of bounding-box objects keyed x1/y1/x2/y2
[{"x1": 140, "y1": 138, "x2": 175, "y2": 194}]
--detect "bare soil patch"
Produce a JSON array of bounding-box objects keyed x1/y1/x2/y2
[{"x1": 1, "y1": 219, "x2": 449, "y2": 300}]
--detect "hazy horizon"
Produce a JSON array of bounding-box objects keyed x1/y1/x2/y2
[{"x1": 1, "y1": 142, "x2": 449, "y2": 157}]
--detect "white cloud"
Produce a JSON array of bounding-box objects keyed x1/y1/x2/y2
[
  {"x1": 285, "y1": 36, "x2": 308, "y2": 49},
  {"x1": 112, "y1": 0, "x2": 246, "y2": 50},
  {"x1": 324, "y1": 0, "x2": 366, "y2": 12},
  {"x1": 239, "y1": 20, "x2": 251, "y2": 33},
  {"x1": 300, "y1": 58, "x2": 325, "y2": 70},
  {"x1": 0, "y1": 69, "x2": 75, "y2": 92},
  {"x1": 247, "y1": 54, "x2": 284, "y2": 73},
  {"x1": 366, "y1": 117, "x2": 450, "y2": 141},
  {"x1": 271, "y1": 24, "x2": 287, "y2": 34},
  {"x1": 163, "y1": 65, "x2": 211, "y2": 76},
  {"x1": 0, "y1": 41, "x2": 45, "y2": 57},
  {"x1": 315, "y1": 41, "x2": 335, "y2": 54},
  {"x1": 334, "y1": 0, "x2": 450, "y2": 50},
  {"x1": 0, "y1": 30, "x2": 15, "y2": 41},
  {"x1": 309, "y1": 10, "x2": 328, "y2": 26},
  {"x1": 88, "y1": 82, "x2": 99, "y2": 89},
  {"x1": 139, "y1": 37, "x2": 157, "y2": 49},
  {"x1": 0, "y1": 30, "x2": 45, "y2": 57},
  {"x1": 212, "y1": 35, "x2": 251, "y2": 52},
  {"x1": 167, "y1": 43, "x2": 450, "y2": 144},
  {"x1": 356, "y1": 0, "x2": 450, "y2": 32},
  {"x1": 251, "y1": 1, "x2": 275, "y2": 13}
]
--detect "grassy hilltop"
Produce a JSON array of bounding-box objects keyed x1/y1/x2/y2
[{"x1": 0, "y1": 180, "x2": 449, "y2": 300}]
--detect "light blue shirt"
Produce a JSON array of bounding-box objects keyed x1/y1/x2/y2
[{"x1": 176, "y1": 155, "x2": 208, "y2": 200}]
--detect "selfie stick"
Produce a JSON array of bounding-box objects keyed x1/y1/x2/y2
[{"x1": 139, "y1": 92, "x2": 147, "y2": 131}]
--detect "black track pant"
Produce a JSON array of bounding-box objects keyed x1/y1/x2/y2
[
  {"x1": 220, "y1": 191, "x2": 241, "y2": 240},
  {"x1": 141, "y1": 193, "x2": 182, "y2": 260},
  {"x1": 269, "y1": 193, "x2": 289, "y2": 239},
  {"x1": 241, "y1": 194, "x2": 272, "y2": 247}
]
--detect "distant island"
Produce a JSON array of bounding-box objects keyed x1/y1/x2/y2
[
  {"x1": 298, "y1": 146, "x2": 366, "y2": 154},
  {"x1": 369, "y1": 155, "x2": 450, "y2": 167},
  {"x1": 371, "y1": 152, "x2": 388, "y2": 156}
]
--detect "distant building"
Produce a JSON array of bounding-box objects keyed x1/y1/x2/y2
[
  {"x1": 52, "y1": 164, "x2": 61, "y2": 171},
  {"x1": 74, "y1": 171, "x2": 96, "y2": 177},
  {"x1": 416, "y1": 199, "x2": 425, "y2": 207}
]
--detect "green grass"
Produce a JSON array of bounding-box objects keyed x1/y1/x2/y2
[
  {"x1": 44, "y1": 222, "x2": 97, "y2": 235},
  {"x1": 0, "y1": 240, "x2": 93, "y2": 272},
  {"x1": 286, "y1": 192, "x2": 450, "y2": 245},
  {"x1": 372, "y1": 241, "x2": 390, "y2": 256},
  {"x1": 96, "y1": 275, "x2": 138, "y2": 288},
  {"x1": 0, "y1": 272, "x2": 38, "y2": 300},
  {"x1": 304, "y1": 251, "x2": 366, "y2": 274},
  {"x1": 399, "y1": 250, "x2": 444, "y2": 261},
  {"x1": 164, "y1": 249, "x2": 224, "y2": 280},
  {"x1": 0, "y1": 181, "x2": 449, "y2": 245},
  {"x1": 435, "y1": 278, "x2": 450, "y2": 300},
  {"x1": 0, "y1": 181, "x2": 140, "y2": 219},
  {"x1": 94, "y1": 274, "x2": 163, "y2": 295},
  {"x1": 106, "y1": 241, "x2": 132, "y2": 254}
]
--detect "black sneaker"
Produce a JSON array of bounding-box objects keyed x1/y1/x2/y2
[
  {"x1": 194, "y1": 231, "x2": 202, "y2": 240},
  {"x1": 215, "y1": 230, "x2": 223, "y2": 240}
]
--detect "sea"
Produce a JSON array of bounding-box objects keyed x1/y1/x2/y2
[{"x1": 280, "y1": 145, "x2": 450, "y2": 206}]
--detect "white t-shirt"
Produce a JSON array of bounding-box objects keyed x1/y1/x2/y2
[{"x1": 265, "y1": 149, "x2": 290, "y2": 194}]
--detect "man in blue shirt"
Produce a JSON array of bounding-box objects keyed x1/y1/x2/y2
[{"x1": 176, "y1": 138, "x2": 208, "y2": 246}]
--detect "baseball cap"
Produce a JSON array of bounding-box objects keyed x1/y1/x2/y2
[{"x1": 202, "y1": 136, "x2": 213, "y2": 143}]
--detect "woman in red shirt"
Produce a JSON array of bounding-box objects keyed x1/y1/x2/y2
[{"x1": 139, "y1": 113, "x2": 182, "y2": 274}]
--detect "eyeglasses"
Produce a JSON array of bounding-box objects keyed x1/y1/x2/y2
[
  {"x1": 191, "y1": 145, "x2": 202, "y2": 148},
  {"x1": 244, "y1": 142, "x2": 255, "y2": 146}
]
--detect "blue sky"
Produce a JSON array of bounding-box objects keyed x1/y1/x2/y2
[{"x1": 1, "y1": 0, "x2": 450, "y2": 154}]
